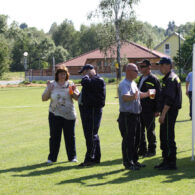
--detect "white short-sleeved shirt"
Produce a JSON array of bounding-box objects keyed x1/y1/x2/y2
[{"x1": 43, "y1": 80, "x2": 78, "y2": 120}]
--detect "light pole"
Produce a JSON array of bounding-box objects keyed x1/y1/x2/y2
[{"x1": 23, "y1": 52, "x2": 28, "y2": 80}]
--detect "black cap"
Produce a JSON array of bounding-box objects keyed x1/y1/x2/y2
[
  {"x1": 138, "y1": 59, "x2": 151, "y2": 66},
  {"x1": 78, "y1": 64, "x2": 94, "y2": 74},
  {"x1": 157, "y1": 57, "x2": 172, "y2": 65}
]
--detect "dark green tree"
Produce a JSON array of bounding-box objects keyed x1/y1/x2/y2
[
  {"x1": 0, "y1": 36, "x2": 10, "y2": 77},
  {"x1": 52, "y1": 19, "x2": 80, "y2": 57},
  {"x1": 174, "y1": 24, "x2": 195, "y2": 72}
]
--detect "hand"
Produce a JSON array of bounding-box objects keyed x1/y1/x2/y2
[
  {"x1": 134, "y1": 91, "x2": 138, "y2": 100},
  {"x1": 71, "y1": 84, "x2": 76, "y2": 91},
  {"x1": 47, "y1": 81, "x2": 54, "y2": 92},
  {"x1": 159, "y1": 114, "x2": 165, "y2": 124},
  {"x1": 186, "y1": 91, "x2": 189, "y2": 96},
  {"x1": 155, "y1": 112, "x2": 160, "y2": 117}
]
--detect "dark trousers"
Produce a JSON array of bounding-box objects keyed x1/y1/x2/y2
[
  {"x1": 139, "y1": 112, "x2": 156, "y2": 153},
  {"x1": 48, "y1": 112, "x2": 76, "y2": 162},
  {"x1": 118, "y1": 112, "x2": 140, "y2": 166},
  {"x1": 79, "y1": 105, "x2": 102, "y2": 163},
  {"x1": 188, "y1": 91, "x2": 192, "y2": 118},
  {"x1": 160, "y1": 109, "x2": 178, "y2": 165}
]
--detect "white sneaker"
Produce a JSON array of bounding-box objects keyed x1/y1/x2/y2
[
  {"x1": 46, "y1": 160, "x2": 53, "y2": 164},
  {"x1": 71, "y1": 159, "x2": 78, "y2": 162}
]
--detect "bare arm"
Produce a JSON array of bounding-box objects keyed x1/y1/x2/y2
[
  {"x1": 42, "y1": 81, "x2": 53, "y2": 101},
  {"x1": 140, "y1": 91, "x2": 149, "y2": 99},
  {"x1": 186, "y1": 82, "x2": 189, "y2": 96},
  {"x1": 122, "y1": 91, "x2": 138, "y2": 102}
]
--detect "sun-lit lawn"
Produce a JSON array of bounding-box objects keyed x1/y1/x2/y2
[
  {"x1": 1, "y1": 72, "x2": 25, "y2": 81},
  {"x1": 0, "y1": 84, "x2": 194, "y2": 195}
]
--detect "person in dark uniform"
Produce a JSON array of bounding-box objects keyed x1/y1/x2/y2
[
  {"x1": 78, "y1": 64, "x2": 106, "y2": 167},
  {"x1": 154, "y1": 57, "x2": 182, "y2": 170},
  {"x1": 137, "y1": 59, "x2": 160, "y2": 157}
]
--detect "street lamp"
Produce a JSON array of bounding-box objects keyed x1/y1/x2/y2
[
  {"x1": 23, "y1": 52, "x2": 28, "y2": 81},
  {"x1": 23, "y1": 52, "x2": 28, "y2": 70}
]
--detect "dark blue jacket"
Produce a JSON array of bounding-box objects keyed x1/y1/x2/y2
[
  {"x1": 81, "y1": 74, "x2": 106, "y2": 108},
  {"x1": 159, "y1": 71, "x2": 182, "y2": 111}
]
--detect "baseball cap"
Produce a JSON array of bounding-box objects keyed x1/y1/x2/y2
[
  {"x1": 157, "y1": 57, "x2": 172, "y2": 65},
  {"x1": 78, "y1": 64, "x2": 94, "y2": 74}
]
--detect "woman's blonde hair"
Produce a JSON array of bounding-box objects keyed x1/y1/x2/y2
[{"x1": 55, "y1": 65, "x2": 70, "y2": 81}]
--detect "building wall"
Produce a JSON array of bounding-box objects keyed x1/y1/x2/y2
[{"x1": 155, "y1": 34, "x2": 184, "y2": 60}]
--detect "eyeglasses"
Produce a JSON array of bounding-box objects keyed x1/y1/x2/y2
[{"x1": 140, "y1": 65, "x2": 148, "y2": 69}]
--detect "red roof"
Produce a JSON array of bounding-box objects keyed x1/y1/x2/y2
[{"x1": 57, "y1": 41, "x2": 168, "y2": 67}]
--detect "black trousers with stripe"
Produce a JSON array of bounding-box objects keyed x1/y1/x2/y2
[
  {"x1": 139, "y1": 111, "x2": 156, "y2": 153},
  {"x1": 160, "y1": 108, "x2": 178, "y2": 165},
  {"x1": 79, "y1": 105, "x2": 102, "y2": 163},
  {"x1": 118, "y1": 112, "x2": 140, "y2": 166}
]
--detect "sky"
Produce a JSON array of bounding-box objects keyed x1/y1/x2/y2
[{"x1": 0, "y1": 0, "x2": 195, "y2": 32}]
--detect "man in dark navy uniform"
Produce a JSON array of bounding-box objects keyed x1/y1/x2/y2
[
  {"x1": 78, "y1": 64, "x2": 106, "y2": 167},
  {"x1": 137, "y1": 59, "x2": 160, "y2": 157},
  {"x1": 154, "y1": 57, "x2": 182, "y2": 170}
]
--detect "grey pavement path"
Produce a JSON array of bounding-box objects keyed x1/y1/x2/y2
[{"x1": 0, "y1": 80, "x2": 23, "y2": 85}]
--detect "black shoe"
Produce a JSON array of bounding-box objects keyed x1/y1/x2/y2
[
  {"x1": 158, "y1": 164, "x2": 177, "y2": 170},
  {"x1": 146, "y1": 152, "x2": 156, "y2": 157},
  {"x1": 78, "y1": 161, "x2": 96, "y2": 167},
  {"x1": 134, "y1": 161, "x2": 146, "y2": 168},
  {"x1": 138, "y1": 150, "x2": 147, "y2": 157},
  {"x1": 154, "y1": 162, "x2": 167, "y2": 169},
  {"x1": 124, "y1": 162, "x2": 140, "y2": 171}
]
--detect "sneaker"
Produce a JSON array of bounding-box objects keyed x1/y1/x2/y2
[
  {"x1": 70, "y1": 158, "x2": 78, "y2": 163},
  {"x1": 46, "y1": 160, "x2": 53, "y2": 164}
]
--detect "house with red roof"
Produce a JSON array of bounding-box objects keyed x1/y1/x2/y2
[{"x1": 56, "y1": 41, "x2": 168, "y2": 76}]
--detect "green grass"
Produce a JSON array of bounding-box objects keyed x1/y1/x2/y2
[
  {"x1": 0, "y1": 84, "x2": 194, "y2": 195},
  {"x1": 1, "y1": 72, "x2": 25, "y2": 81}
]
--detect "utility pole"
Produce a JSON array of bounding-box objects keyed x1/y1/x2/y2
[{"x1": 178, "y1": 30, "x2": 181, "y2": 78}]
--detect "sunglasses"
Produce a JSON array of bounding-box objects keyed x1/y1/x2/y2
[
  {"x1": 130, "y1": 69, "x2": 139, "y2": 73},
  {"x1": 139, "y1": 65, "x2": 148, "y2": 68}
]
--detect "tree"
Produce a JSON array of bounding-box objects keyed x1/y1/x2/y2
[
  {"x1": 79, "y1": 24, "x2": 101, "y2": 54},
  {"x1": 52, "y1": 19, "x2": 80, "y2": 58},
  {"x1": 174, "y1": 24, "x2": 195, "y2": 72},
  {"x1": 20, "y1": 23, "x2": 28, "y2": 29},
  {"x1": 0, "y1": 36, "x2": 10, "y2": 77},
  {"x1": 48, "y1": 46, "x2": 69, "y2": 65},
  {"x1": 89, "y1": 0, "x2": 140, "y2": 79},
  {"x1": 165, "y1": 21, "x2": 177, "y2": 36},
  {"x1": 0, "y1": 15, "x2": 8, "y2": 34}
]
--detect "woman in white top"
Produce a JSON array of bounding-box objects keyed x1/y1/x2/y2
[{"x1": 42, "y1": 65, "x2": 79, "y2": 164}]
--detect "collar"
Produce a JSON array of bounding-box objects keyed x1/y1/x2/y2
[{"x1": 162, "y1": 71, "x2": 171, "y2": 81}]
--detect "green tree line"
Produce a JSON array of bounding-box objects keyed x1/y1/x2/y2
[{"x1": 0, "y1": 13, "x2": 195, "y2": 78}]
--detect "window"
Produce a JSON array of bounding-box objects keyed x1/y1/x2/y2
[{"x1": 164, "y1": 43, "x2": 170, "y2": 55}]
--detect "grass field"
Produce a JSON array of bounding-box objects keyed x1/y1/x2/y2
[
  {"x1": 1, "y1": 72, "x2": 25, "y2": 81},
  {"x1": 0, "y1": 84, "x2": 194, "y2": 195}
]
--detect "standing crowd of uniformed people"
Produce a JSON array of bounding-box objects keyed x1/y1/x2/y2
[{"x1": 42, "y1": 56, "x2": 183, "y2": 171}]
